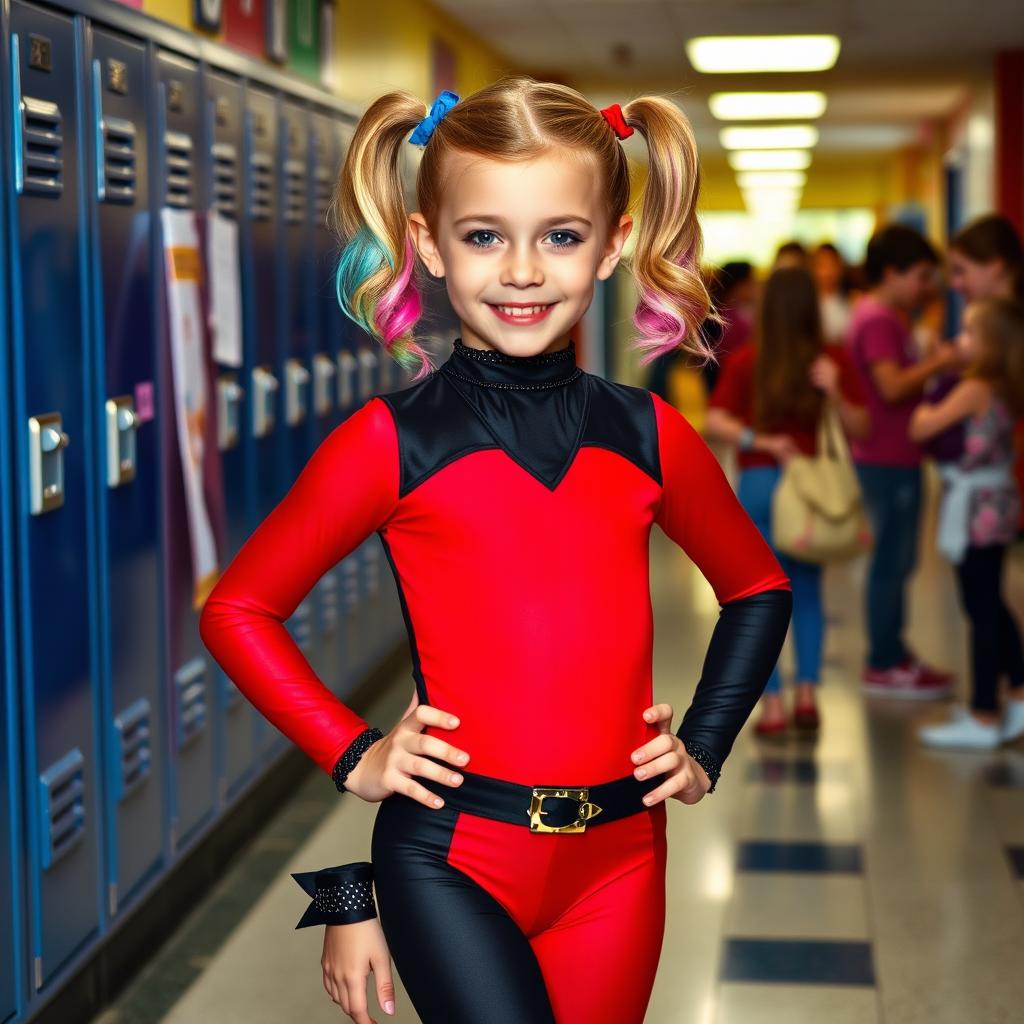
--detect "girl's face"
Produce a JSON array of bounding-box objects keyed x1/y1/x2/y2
[
  {"x1": 408, "y1": 149, "x2": 632, "y2": 357},
  {"x1": 948, "y1": 250, "x2": 1012, "y2": 302}
]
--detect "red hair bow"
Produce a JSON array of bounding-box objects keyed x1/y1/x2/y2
[{"x1": 600, "y1": 103, "x2": 634, "y2": 140}]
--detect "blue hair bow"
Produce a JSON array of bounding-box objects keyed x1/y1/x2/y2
[{"x1": 409, "y1": 89, "x2": 460, "y2": 147}]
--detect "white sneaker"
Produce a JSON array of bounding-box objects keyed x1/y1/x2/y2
[
  {"x1": 917, "y1": 711, "x2": 1001, "y2": 750},
  {"x1": 1001, "y1": 699, "x2": 1024, "y2": 743}
]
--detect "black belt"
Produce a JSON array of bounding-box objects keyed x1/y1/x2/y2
[{"x1": 418, "y1": 756, "x2": 666, "y2": 833}]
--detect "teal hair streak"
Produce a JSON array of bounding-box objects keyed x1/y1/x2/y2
[{"x1": 334, "y1": 225, "x2": 394, "y2": 337}]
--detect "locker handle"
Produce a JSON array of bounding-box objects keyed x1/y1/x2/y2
[
  {"x1": 92, "y1": 58, "x2": 105, "y2": 201},
  {"x1": 10, "y1": 34, "x2": 24, "y2": 194}
]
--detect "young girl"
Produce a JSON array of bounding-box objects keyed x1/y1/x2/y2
[
  {"x1": 910, "y1": 297, "x2": 1024, "y2": 750},
  {"x1": 199, "y1": 76, "x2": 791, "y2": 1024},
  {"x1": 705, "y1": 266, "x2": 870, "y2": 738}
]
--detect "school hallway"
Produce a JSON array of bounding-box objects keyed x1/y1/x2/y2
[{"x1": 91, "y1": 473, "x2": 1024, "y2": 1024}]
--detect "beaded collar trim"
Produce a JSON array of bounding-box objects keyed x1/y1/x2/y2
[
  {"x1": 453, "y1": 338, "x2": 576, "y2": 366},
  {"x1": 445, "y1": 338, "x2": 582, "y2": 390}
]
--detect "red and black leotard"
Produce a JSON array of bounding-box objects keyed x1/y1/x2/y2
[{"x1": 200, "y1": 337, "x2": 791, "y2": 1024}]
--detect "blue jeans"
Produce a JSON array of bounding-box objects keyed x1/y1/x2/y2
[
  {"x1": 737, "y1": 466, "x2": 823, "y2": 693},
  {"x1": 855, "y1": 464, "x2": 922, "y2": 669}
]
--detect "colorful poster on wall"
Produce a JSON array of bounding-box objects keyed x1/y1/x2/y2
[
  {"x1": 111, "y1": 0, "x2": 144, "y2": 10},
  {"x1": 266, "y1": 0, "x2": 287, "y2": 63},
  {"x1": 224, "y1": 0, "x2": 265, "y2": 56},
  {"x1": 286, "y1": 0, "x2": 319, "y2": 80},
  {"x1": 319, "y1": 0, "x2": 336, "y2": 91},
  {"x1": 193, "y1": 0, "x2": 223, "y2": 32},
  {"x1": 161, "y1": 208, "x2": 220, "y2": 609}
]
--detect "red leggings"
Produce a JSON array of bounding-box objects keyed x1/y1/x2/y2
[{"x1": 370, "y1": 792, "x2": 668, "y2": 1023}]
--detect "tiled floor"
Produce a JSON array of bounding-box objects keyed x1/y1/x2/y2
[{"x1": 96, "y1": 472, "x2": 1024, "y2": 1023}]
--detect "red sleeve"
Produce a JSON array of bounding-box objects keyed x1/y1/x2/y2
[
  {"x1": 651, "y1": 392, "x2": 790, "y2": 603},
  {"x1": 199, "y1": 397, "x2": 400, "y2": 775},
  {"x1": 831, "y1": 345, "x2": 868, "y2": 404},
  {"x1": 708, "y1": 345, "x2": 753, "y2": 423},
  {"x1": 857, "y1": 315, "x2": 906, "y2": 366}
]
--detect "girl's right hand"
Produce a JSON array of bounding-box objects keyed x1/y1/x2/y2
[
  {"x1": 343, "y1": 689, "x2": 471, "y2": 807},
  {"x1": 321, "y1": 918, "x2": 395, "y2": 1023}
]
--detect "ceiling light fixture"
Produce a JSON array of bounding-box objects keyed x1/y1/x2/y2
[
  {"x1": 709, "y1": 92, "x2": 827, "y2": 120},
  {"x1": 720, "y1": 125, "x2": 819, "y2": 150},
  {"x1": 736, "y1": 170, "x2": 808, "y2": 189},
  {"x1": 728, "y1": 150, "x2": 813, "y2": 171},
  {"x1": 686, "y1": 35, "x2": 841, "y2": 74}
]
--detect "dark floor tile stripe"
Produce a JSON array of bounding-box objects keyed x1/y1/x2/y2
[
  {"x1": 720, "y1": 938, "x2": 876, "y2": 986},
  {"x1": 737, "y1": 841, "x2": 863, "y2": 874}
]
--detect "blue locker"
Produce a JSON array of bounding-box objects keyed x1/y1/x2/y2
[
  {"x1": 203, "y1": 67, "x2": 259, "y2": 799},
  {"x1": 153, "y1": 48, "x2": 216, "y2": 847},
  {"x1": 6, "y1": 0, "x2": 104, "y2": 988},
  {"x1": 86, "y1": 23, "x2": 166, "y2": 917},
  {"x1": 277, "y1": 98, "x2": 317, "y2": 685},
  {"x1": 307, "y1": 108, "x2": 354, "y2": 696},
  {"x1": 0, "y1": 46, "x2": 26, "y2": 1018}
]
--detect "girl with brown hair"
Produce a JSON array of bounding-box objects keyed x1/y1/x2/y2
[
  {"x1": 706, "y1": 266, "x2": 870, "y2": 736},
  {"x1": 911, "y1": 297, "x2": 1024, "y2": 749}
]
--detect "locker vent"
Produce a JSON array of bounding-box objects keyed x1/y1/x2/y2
[
  {"x1": 164, "y1": 130, "x2": 194, "y2": 208},
  {"x1": 314, "y1": 166, "x2": 332, "y2": 225},
  {"x1": 342, "y1": 557, "x2": 359, "y2": 613},
  {"x1": 113, "y1": 697, "x2": 151, "y2": 800},
  {"x1": 174, "y1": 656, "x2": 208, "y2": 748},
  {"x1": 212, "y1": 142, "x2": 238, "y2": 217},
  {"x1": 38, "y1": 748, "x2": 85, "y2": 870},
  {"x1": 101, "y1": 115, "x2": 137, "y2": 204},
  {"x1": 21, "y1": 95, "x2": 63, "y2": 197},
  {"x1": 287, "y1": 597, "x2": 314, "y2": 653},
  {"x1": 249, "y1": 151, "x2": 273, "y2": 221},
  {"x1": 319, "y1": 569, "x2": 339, "y2": 634},
  {"x1": 284, "y1": 158, "x2": 306, "y2": 225}
]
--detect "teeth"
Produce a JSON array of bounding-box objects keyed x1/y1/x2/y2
[{"x1": 496, "y1": 305, "x2": 548, "y2": 317}]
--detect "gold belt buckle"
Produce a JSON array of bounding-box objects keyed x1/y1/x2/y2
[{"x1": 528, "y1": 786, "x2": 603, "y2": 833}]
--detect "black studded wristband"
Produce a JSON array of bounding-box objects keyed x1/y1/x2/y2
[
  {"x1": 292, "y1": 861, "x2": 376, "y2": 928},
  {"x1": 680, "y1": 739, "x2": 721, "y2": 794},
  {"x1": 331, "y1": 726, "x2": 385, "y2": 793}
]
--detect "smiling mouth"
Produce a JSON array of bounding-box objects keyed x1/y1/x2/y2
[{"x1": 487, "y1": 302, "x2": 557, "y2": 318}]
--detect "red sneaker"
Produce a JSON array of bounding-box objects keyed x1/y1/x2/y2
[
  {"x1": 862, "y1": 661, "x2": 951, "y2": 700},
  {"x1": 755, "y1": 716, "x2": 788, "y2": 738},
  {"x1": 792, "y1": 702, "x2": 820, "y2": 730}
]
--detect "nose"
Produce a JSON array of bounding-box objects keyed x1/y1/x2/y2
[{"x1": 499, "y1": 241, "x2": 544, "y2": 289}]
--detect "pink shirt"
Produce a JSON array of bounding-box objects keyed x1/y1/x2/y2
[{"x1": 846, "y1": 296, "x2": 922, "y2": 467}]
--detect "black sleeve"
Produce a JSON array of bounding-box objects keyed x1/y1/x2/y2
[{"x1": 675, "y1": 588, "x2": 792, "y2": 792}]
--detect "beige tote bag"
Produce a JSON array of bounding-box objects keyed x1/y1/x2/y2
[{"x1": 770, "y1": 402, "x2": 873, "y2": 563}]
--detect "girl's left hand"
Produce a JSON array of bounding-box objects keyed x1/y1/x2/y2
[
  {"x1": 809, "y1": 354, "x2": 839, "y2": 397},
  {"x1": 632, "y1": 703, "x2": 712, "y2": 806}
]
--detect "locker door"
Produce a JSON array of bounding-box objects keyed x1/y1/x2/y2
[
  {"x1": 278, "y1": 98, "x2": 317, "y2": 685},
  {"x1": 204, "y1": 67, "x2": 259, "y2": 797},
  {"x1": 87, "y1": 24, "x2": 166, "y2": 917},
  {"x1": 307, "y1": 109, "x2": 351, "y2": 695},
  {"x1": 7, "y1": 0, "x2": 103, "y2": 988},
  {"x1": 154, "y1": 49, "x2": 216, "y2": 847},
  {"x1": 241, "y1": 85, "x2": 281, "y2": 754},
  {"x1": 0, "y1": 75, "x2": 26, "y2": 1020}
]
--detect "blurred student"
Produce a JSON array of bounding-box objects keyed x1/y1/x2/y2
[
  {"x1": 813, "y1": 242, "x2": 853, "y2": 344},
  {"x1": 773, "y1": 240, "x2": 810, "y2": 271},
  {"x1": 847, "y1": 225, "x2": 960, "y2": 697},
  {"x1": 702, "y1": 260, "x2": 756, "y2": 393},
  {"x1": 705, "y1": 267, "x2": 870, "y2": 736},
  {"x1": 910, "y1": 298, "x2": 1024, "y2": 748}
]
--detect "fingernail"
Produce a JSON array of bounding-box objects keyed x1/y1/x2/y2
[
  {"x1": 450, "y1": 773, "x2": 462, "y2": 783},
  {"x1": 384, "y1": 1000, "x2": 395, "y2": 1015},
  {"x1": 433, "y1": 798, "x2": 443, "y2": 807},
  {"x1": 636, "y1": 768, "x2": 646, "y2": 778},
  {"x1": 448, "y1": 716, "x2": 459, "y2": 726},
  {"x1": 633, "y1": 752, "x2": 642, "y2": 762},
  {"x1": 643, "y1": 796, "x2": 653, "y2": 804},
  {"x1": 457, "y1": 753, "x2": 468, "y2": 764}
]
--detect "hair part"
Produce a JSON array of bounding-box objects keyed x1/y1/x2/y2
[{"x1": 330, "y1": 76, "x2": 712, "y2": 376}]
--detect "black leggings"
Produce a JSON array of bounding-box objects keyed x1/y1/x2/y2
[
  {"x1": 954, "y1": 544, "x2": 1024, "y2": 712},
  {"x1": 370, "y1": 789, "x2": 667, "y2": 1024}
]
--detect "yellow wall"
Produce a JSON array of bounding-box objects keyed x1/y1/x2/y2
[{"x1": 138, "y1": 0, "x2": 513, "y2": 108}]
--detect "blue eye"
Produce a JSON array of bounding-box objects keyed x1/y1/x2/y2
[
  {"x1": 465, "y1": 230, "x2": 499, "y2": 249},
  {"x1": 547, "y1": 231, "x2": 581, "y2": 249}
]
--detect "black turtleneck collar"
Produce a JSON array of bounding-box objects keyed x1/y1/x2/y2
[
  {"x1": 441, "y1": 338, "x2": 582, "y2": 390},
  {"x1": 437, "y1": 337, "x2": 590, "y2": 489}
]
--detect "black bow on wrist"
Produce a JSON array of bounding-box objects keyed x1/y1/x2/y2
[{"x1": 291, "y1": 860, "x2": 377, "y2": 928}]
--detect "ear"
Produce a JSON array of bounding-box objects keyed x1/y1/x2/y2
[
  {"x1": 408, "y1": 212, "x2": 445, "y2": 278},
  {"x1": 596, "y1": 214, "x2": 633, "y2": 281}
]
